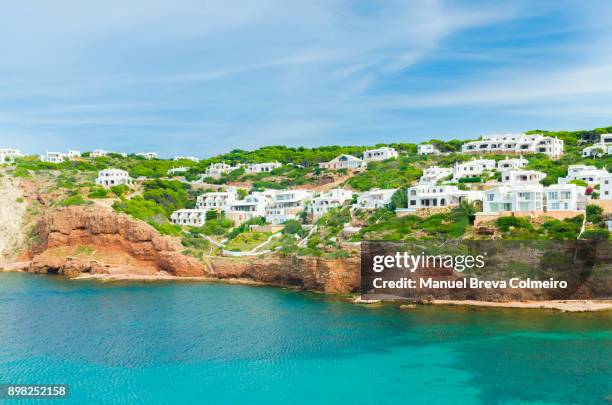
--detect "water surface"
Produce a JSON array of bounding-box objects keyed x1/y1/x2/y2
[{"x1": 0, "y1": 273, "x2": 610, "y2": 404}]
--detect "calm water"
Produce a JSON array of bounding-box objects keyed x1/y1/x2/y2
[{"x1": 0, "y1": 273, "x2": 610, "y2": 404}]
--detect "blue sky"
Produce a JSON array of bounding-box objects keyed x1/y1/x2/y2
[{"x1": 1, "y1": 0, "x2": 612, "y2": 157}]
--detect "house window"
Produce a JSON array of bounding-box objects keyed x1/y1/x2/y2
[{"x1": 487, "y1": 194, "x2": 494, "y2": 201}]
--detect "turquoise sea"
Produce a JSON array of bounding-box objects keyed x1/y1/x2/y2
[{"x1": 0, "y1": 273, "x2": 610, "y2": 404}]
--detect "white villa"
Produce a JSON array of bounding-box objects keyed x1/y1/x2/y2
[
  {"x1": 354, "y1": 188, "x2": 397, "y2": 209},
  {"x1": 558, "y1": 165, "x2": 609, "y2": 186},
  {"x1": 41, "y1": 150, "x2": 81, "y2": 163},
  {"x1": 95, "y1": 169, "x2": 133, "y2": 187},
  {"x1": 417, "y1": 144, "x2": 440, "y2": 155},
  {"x1": 91, "y1": 149, "x2": 127, "y2": 158},
  {"x1": 167, "y1": 167, "x2": 189, "y2": 176},
  {"x1": 462, "y1": 134, "x2": 564, "y2": 158},
  {"x1": 204, "y1": 163, "x2": 236, "y2": 179},
  {"x1": 0, "y1": 148, "x2": 23, "y2": 164},
  {"x1": 174, "y1": 156, "x2": 199, "y2": 162},
  {"x1": 319, "y1": 155, "x2": 365, "y2": 170},
  {"x1": 224, "y1": 194, "x2": 272, "y2": 224},
  {"x1": 407, "y1": 185, "x2": 483, "y2": 211},
  {"x1": 419, "y1": 166, "x2": 453, "y2": 185},
  {"x1": 582, "y1": 134, "x2": 612, "y2": 157},
  {"x1": 196, "y1": 190, "x2": 237, "y2": 210},
  {"x1": 310, "y1": 189, "x2": 353, "y2": 221},
  {"x1": 136, "y1": 152, "x2": 158, "y2": 160},
  {"x1": 363, "y1": 147, "x2": 398, "y2": 162},
  {"x1": 500, "y1": 169, "x2": 546, "y2": 185},
  {"x1": 545, "y1": 184, "x2": 587, "y2": 212},
  {"x1": 244, "y1": 162, "x2": 282, "y2": 173},
  {"x1": 600, "y1": 174, "x2": 612, "y2": 200},
  {"x1": 170, "y1": 209, "x2": 208, "y2": 227},
  {"x1": 497, "y1": 156, "x2": 528, "y2": 171},
  {"x1": 453, "y1": 159, "x2": 496, "y2": 180},
  {"x1": 265, "y1": 189, "x2": 313, "y2": 225}
]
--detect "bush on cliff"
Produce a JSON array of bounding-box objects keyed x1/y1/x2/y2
[{"x1": 142, "y1": 179, "x2": 192, "y2": 215}]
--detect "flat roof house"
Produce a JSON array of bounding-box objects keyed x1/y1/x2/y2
[
  {"x1": 497, "y1": 156, "x2": 528, "y2": 171},
  {"x1": 462, "y1": 134, "x2": 564, "y2": 159},
  {"x1": 417, "y1": 144, "x2": 440, "y2": 155},
  {"x1": 558, "y1": 164, "x2": 609, "y2": 186},
  {"x1": 95, "y1": 169, "x2": 133, "y2": 187},
  {"x1": 244, "y1": 162, "x2": 282, "y2": 173},
  {"x1": 582, "y1": 134, "x2": 612, "y2": 157},
  {"x1": 136, "y1": 152, "x2": 158, "y2": 160},
  {"x1": 318, "y1": 155, "x2": 365, "y2": 170},
  {"x1": 407, "y1": 185, "x2": 483, "y2": 211},
  {"x1": 170, "y1": 209, "x2": 207, "y2": 227},
  {"x1": 354, "y1": 188, "x2": 397, "y2": 209},
  {"x1": 310, "y1": 189, "x2": 353, "y2": 221},
  {"x1": 41, "y1": 151, "x2": 68, "y2": 163},
  {"x1": 174, "y1": 156, "x2": 199, "y2": 162},
  {"x1": 196, "y1": 190, "x2": 238, "y2": 210},
  {"x1": 419, "y1": 166, "x2": 453, "y2": 185},
  {"x1": 204, "y1": 163, "x2": 237, "y2": 179},
  {"x1": 600, "y1": 174, "x2": 612, "y2": 200},
  {"x1": 224, "y1": 194, "x2": 272, "y2": 224},
  {"x1": 363, "y1": 147, "x2": 398, "y2": 162},
  {"x1": 453, "y1": 159, "x2": 496, "y2": 180},
  {"x1": 0, "y1": 148, "x2": 23, "y2": 163}
]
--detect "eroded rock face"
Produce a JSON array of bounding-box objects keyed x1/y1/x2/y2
[
  {"x1": 27, "y1": 206, "x2": 362, "y2": 293},
  {"x1": 29, "y1": 206, "x2": 205, "y2": 277}
]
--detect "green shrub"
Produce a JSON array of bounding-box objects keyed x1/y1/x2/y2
[
  {"x1": 586, "y1": 204, "x2": 604, "y2": 224},
  {"x1": 110, "y1": 184, "x2": 129, "y2": 197}
]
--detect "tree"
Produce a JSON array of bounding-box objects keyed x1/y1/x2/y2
[
  {"x1": 586, "y1": 204, "x2": 604, "y2": 225},
  {"x1": 387, "y1": 188, "x2": 408, "y2": 210}
]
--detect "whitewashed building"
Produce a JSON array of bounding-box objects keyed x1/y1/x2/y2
[
  {"x1": 174, "y1": 156, "x2": 199, "y2": 162},
  {"x1": 407, "y1": 185, "x2": 483, "y2": 211},
  {"x1": 170, "y1": 209, "x2": 208, "y2": 227},
  {"x1": 497, "y1": 156, "x2": 528, "y2": 171},
  {"x1": 462, "y1": 134, "x2": 564, "y2": 158},
  {"x1": 196, "y1": 190, "x2": 237, "y2": 210},
  {"x1": 224, "y1": 194, "x2": 272, "y2": 224},
  {"x1": 483, "y1": 184, "x2": 544, "y2": 213},
  {"x1": 136, "y1": 152, "x2": 158, "y2": 160},
  {"x1": 91, "y1": 149, "x2": 127, "y2": 158},
  {"x1": 244, "y1": 162, "x2": 282, "y2": 173},
  {"x1": 419, "y1": 166, "x2": 453, "y2": 185},
  {"x1": 545, "y1": 184, "x2": 587, "y2": 212},
  {"x1": 354, "y1": 188, "x2": 397, "y2": 209},
  {"x1": 41, "y1": 152, "x2": 67, "y2": 163},
  {"x1": 0, "y1": 148, "x2": 23, "y2": 163},
  {"x1": 363, "y1": 147, "x2": 398, "y2": 162},
  {"x1": 95, "y1": 169, "x2": 133, "y2": 187},
  {"x1": 600, "y1": 174, "x2": 612, "y2": 200},
  {"x1": 319, "y1": 155, "x2": 365, "y2": 170},
  {"x1": 582, "y1": 134, "x2": 612, "y2": 157},
  {"x1": 167, "y1": 167, "x2": 189, "y2": 176},
  {"x1": 558, "y1": 165, "x2": 609, "y2": 186},
  {"x1": 265, "y1": 189, "x2": 313, "y2": 225},
  {"x1": 453, "y1": 159, "x2": 496, "y2": 180},
  {"x1": 417, "y1": 144, "x2": 440, "y2": 155},
  {"x1": 310, "y1": 189, "x2": 353, "y2": 221},
  {"x1": 204, "y1": 163, "x2": 236, "y2": 179},
  {"x1": 500, "y1": 169, "x2": 546, "y2": 186}
]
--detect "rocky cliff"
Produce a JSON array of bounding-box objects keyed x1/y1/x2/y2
[{"x1": 24, "y1": 206, "x2": 360, "y2": 293}]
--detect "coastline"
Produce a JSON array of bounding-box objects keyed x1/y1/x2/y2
[{"x1": 2, "y1": 266, "x2": 611, "y2": 312}]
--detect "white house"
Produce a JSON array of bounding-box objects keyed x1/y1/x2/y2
[
  {"x1": 417, "y1": 144, "x2": 440, "y2": 155},
  {"x1": 453, "y1": 159, "x2": 496, "y2": 180},
  {"x1": 224, "y1": 194, "x2": 272, "y2": 224},
  {"x1": 354, "y1": 188, "x2": 397, "y2": 209},
  {"x1": 582, "y1": 134, "x2": 612, "y2": 157},
  {"x1": 91, "y1": 149, "x2": 127, "y2": 158},
  {"x1": 95, "y1": 169, "x2": 133, "y2": 187},
  {"x1": 167, "y1": 167, "x2": 189, "y2": 176},
  {"x1": 419, "y1": 166, "x2": 453, "y2": 185},
  {"x1": 0, "y1": 148, "x2": 23, "y2": 163},
  {"x1": 483, "y1": 184, "x2": 544, "y2": 214},
  {"x1": 600, "y1": 174, "x2": 612, "y2": 200},
  {"x1": 497, "y1": 156, "x2": 528, "y2": 171},
  {"x1": 310, "y1": 189, "x2": 353, "y2": 221},
  {"x1": 462, "y1": 134, "x2": 564, "y2": 158},
  {"x1": 363, "y1": 147, "x2": 398, "y2": 162},
  {"x1": 41, "y1": 152, "x2": 68, "y2": 163},
  {"x1": 319, "y1": 155, "x2": 365, "y2": 170},
  {"x1": 545, "y1": 184, "x2": 587, "y2": 212},
  {"x1": 407, "y1": 185, "x2": 483, "y2": 211},
  {"x1": 265, "y1": 189, "x2": 313, "y2": 225},
  {"x1": 558, "y1": 165, "x2": 609, "y2": 186},
  {"x1": 500, "y1": 169, "x2": 546, "y2": 186},
  {"x1": 174, "y1": 156, "x2": 199, "y2": 162},
  {"x1": 203, "y1": 163, "x2": 237, "y2": 179},
  {"x1": 244, "y1": 162, "x2": 282, "y2": 173},
  {"x1": 197, "y1": 190, "x2": 237, "y2": 210},
  {"x1": 136, "y1": 152, "x2": 158, "y2": 160},
  {"x1": 170, "y1": 209, "x2": 208, "y2": 227}
]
